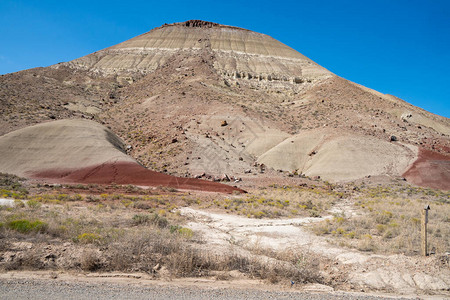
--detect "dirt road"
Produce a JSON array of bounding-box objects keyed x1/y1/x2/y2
[
  {"x1": 0, "y1": 278, "x2": 409, "y2": 300},
  {"x1": 178, "y1": 207, "x2": 450, "y2": 295}
]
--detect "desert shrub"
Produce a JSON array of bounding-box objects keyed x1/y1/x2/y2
[
  {"x1": 150, "y1": 213, "x2": 168, "y2": 228},
  {"x1": 309, "y1": 210, "x2": 321, "y2": 217},
  {"x1": 178, "y1": 227, "x2": 194, "y2": 238},
  {"x1": 7, "y1": 219, "x2": 47, "y2": 233},
  {"x1": 106, "y1": 230, "x2": 182, "y2": 272},
  {"x1": 1, "y1": 189, "x2": 28, "y2": 200},
  {"x1": 0, "y1": 173, "x2": 24, "y2": 188},
  {"x1": 26, "y1": 199, "x2": 41, "y2": 209},
  {"x1": 121, "y1": 199, "x2": 133, "y2": 207},
  {"x1": 169, "y1": 225, "x2": 182, "y2": 233},
  {"x1": 375, "y1": 210, "x2": 393, "y2": 224},
  {"x1": 167, "y1": 247, "x2": 213, "y2": 277},
  {"x1": 57, "y1": 194, "x2": 70, "y2": 201},
  {"x1": 0, "y1": 173, "x2": 28, "y2": 197},
  {"x1": 85, "y1": 195, "x2": 100, "y2": 203},
  {"x1": 125, "y1": 185, "x2": 140, "y2": 193},
  {"x1": 72, "y1": 194, "x2": 84, "y2": 201},
  {"x1": 133, "y1": 201, "x2": 152, "y2": 210},
  {"x1": 80, "y1": 250, "x2": 102, "y2": 271},
  {"x1": 13, "y1": 199, "x2": 25, "y2": 208},
  {"x1": 77, "y1": 233, "x2": 102, "y2": 244},
  {"x1": 131, "y1": 213, "x2": 168, "y2": 228},
  {"x1": 132, "y1": 214, "x2": 151, "y2": 225},
  {"x1": 358, "y1": 234, "x2": 376, "y2": 251},
  {"x1": 21, "y1": 251, "x2": 47, "y2": 269},
  {"x1": 72, "y1": 184, "x2": 88, "y2": 190},
  {"x1": 1, "y1": 250, "x2": 47, "y2": 271}
]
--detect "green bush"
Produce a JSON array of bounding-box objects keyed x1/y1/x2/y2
[
  {"x1": 151, "y1": 213, "x2": 168, "y2": 228},
  {"x1": 26, "y1": 199, "x2": 42, "y2": 209},
  {"x1": 170, "y1": 225, "x2": 182, "y2": 233},
  {"x1": 77, "y1": 233, "x2": 102, "y2": 244},
  {"x1": 7, "y1": 219, "x2": 48, "y2": 233},
  {"x1": 178, "y1": 227, "x2": 194, "y2": 238},
  {"x1": 72, "y1": 194, "x2": 84, "y2": 201},
  {"x1": 132, "y1": 214, "x2": 150, "y2": 225},
  {"x1": 14, "y1": 199, "x2": 25, "y2": 208}
]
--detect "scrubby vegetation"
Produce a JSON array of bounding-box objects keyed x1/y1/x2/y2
[
  {"x1": 1, "y1": 174, "x2": 448, "y2": 287},
  {"x1": 0, "y1": 181, "x2": 328, "y2": 285},
  {"x1": 312, "y1": 184, "x2": 450, "y2": 254},
  {"x1": 0, "y1": 172, "x2": 28, "y2": 199},
  {"x1": 6, "y1": 219, "x2": 48, "y2": 234},
  {"x1": 204, "y1": 184, "x2": 340, "y2": 218}
]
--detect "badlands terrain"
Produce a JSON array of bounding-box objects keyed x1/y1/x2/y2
[{"x1": 0, "y1": 20, "x2": 449, "y2": 298}]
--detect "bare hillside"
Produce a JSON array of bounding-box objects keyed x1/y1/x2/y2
[{"x1": 0, "y1": 20, "x2": 449, "y2": 190}]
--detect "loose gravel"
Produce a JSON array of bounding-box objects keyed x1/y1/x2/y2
[{"x1": 0, "y1": 279, "x2": 410, "y2": 300}]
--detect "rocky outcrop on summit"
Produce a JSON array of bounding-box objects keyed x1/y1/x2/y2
[
  {"x1": 181, "y1": 20, "x2": 222, "y2": 28},
  {"x1": 60, "y1": 21, "x2": 331, "y2": 86}
]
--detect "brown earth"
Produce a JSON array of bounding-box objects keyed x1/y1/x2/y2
[
  {"x1": 30, "y1": 161, "x2": 244, "y2": 194},
  {"x1": 403, "y1": 148, "x2": 450, "y2": 190}
]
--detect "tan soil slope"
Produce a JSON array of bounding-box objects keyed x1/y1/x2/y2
[
  {"x1": 0, "y1": 119, "x2": 242, "y2": 193},
  {"x1": 257, "y1": 129, "x2": 417, "y2": 181},
  {"x1": 0, "y1": 119, "x2": 134, "y2": 175}
]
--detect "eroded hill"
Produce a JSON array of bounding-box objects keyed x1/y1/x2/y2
[{"x1": 0, "y1": 20, "x2": 449, "y2": 190}]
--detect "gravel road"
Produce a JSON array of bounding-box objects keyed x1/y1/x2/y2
[{"x1": 0, "y1": 279, "x2": 410, "y2": 300}]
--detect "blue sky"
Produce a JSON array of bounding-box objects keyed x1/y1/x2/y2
[{"x1": 1, "y1": 0, "x2": 449, "y2": 118}]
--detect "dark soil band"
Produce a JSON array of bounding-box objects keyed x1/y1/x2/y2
[
  {"x1": 403, "y1": 148, "x2": 450, "y2": 190},
  {"x1": 31, "y1": 161, "x2": 245, "y2": 194}
]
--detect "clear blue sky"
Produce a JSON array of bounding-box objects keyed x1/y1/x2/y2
[{"x1": 1, "y1": 0, "x2": 449, "y2": 118}]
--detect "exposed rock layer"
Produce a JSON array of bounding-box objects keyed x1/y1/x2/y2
[{"x1": 62, "y1": 21, "x2": 331, "y2": 85}]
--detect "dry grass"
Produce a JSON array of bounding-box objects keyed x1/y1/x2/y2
[
  {"x1": 0, "y1": 184, "x2": 328, "y2": 285},
  {"x1": 203, "y1": 184, "x2": 340, "y2": 218},
  {"x1": 4, "y1": 172, "x2": 447, "y2": 288},
  {"x1": 312, "y1": 184, "x2": 450, "y2": 255}
]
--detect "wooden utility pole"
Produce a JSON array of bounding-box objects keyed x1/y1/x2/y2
[{"x1": 421, "y1": 205, "x2": 430, "y2": 256}]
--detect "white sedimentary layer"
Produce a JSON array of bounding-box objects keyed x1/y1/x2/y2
[
  {"x1": 0, "y1": 119, "x2": 135, "y2": 177},
  {"x1": 61, "y1": 24, "x2": 331, "y2": 83}
]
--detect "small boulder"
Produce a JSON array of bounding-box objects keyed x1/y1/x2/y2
[
  {"x1": 221, "y1": 174, "x2": 231, "y2": 182},
  {"x1": 259, "y1": 164, "x2": 266, "y2": 173}
]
